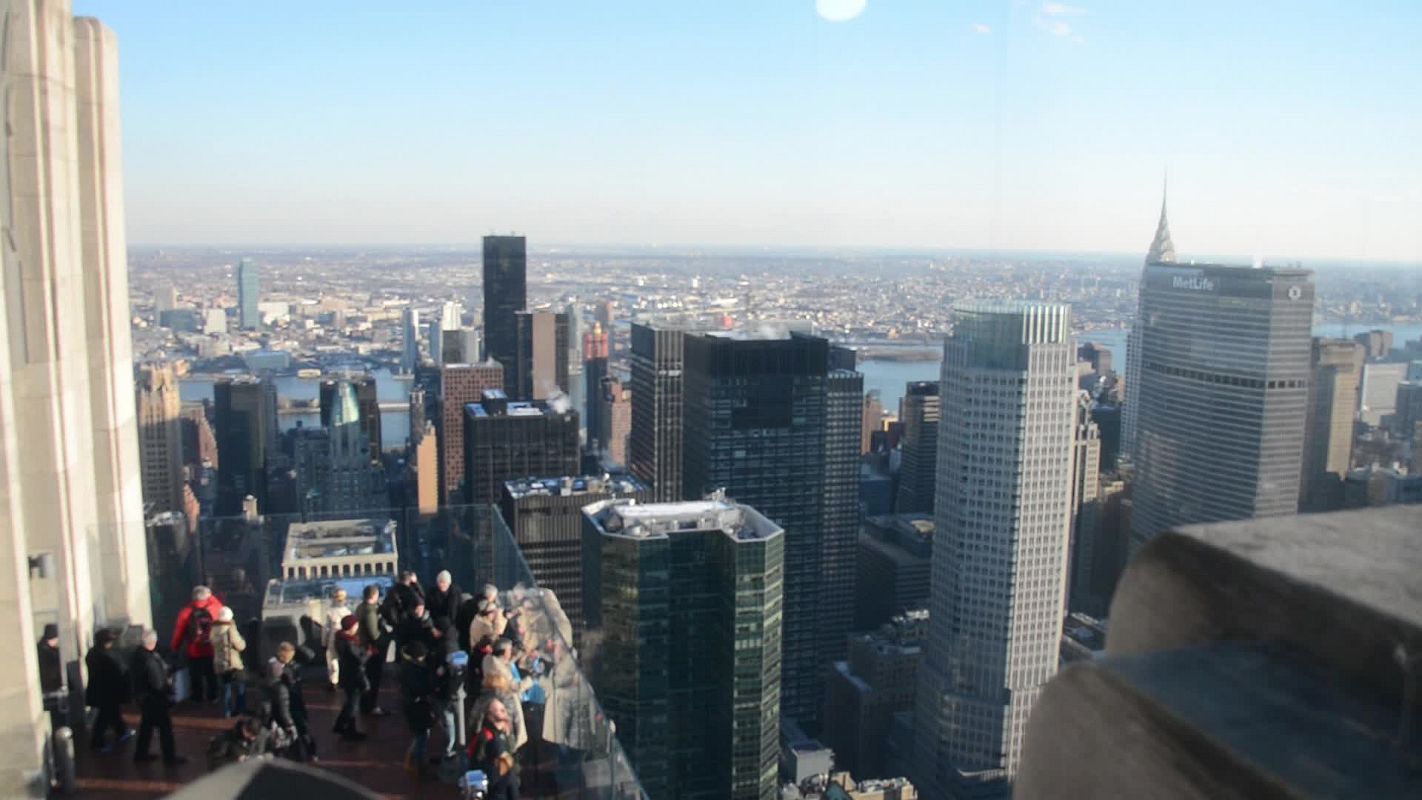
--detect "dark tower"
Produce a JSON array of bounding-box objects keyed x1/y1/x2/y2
[{"x1": 483, "y1": 235, "x2": 527, "y2": 396}]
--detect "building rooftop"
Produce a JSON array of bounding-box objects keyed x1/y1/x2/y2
[
  {"x1": 504, "y1": 473, "x2": 646, "y2": 499},
  {"x1": 283, "y1": 518, "x2": 396, "y2": 562},
  {"x1": 584, "y1": 495, "x2": 782, "y2": 542}
]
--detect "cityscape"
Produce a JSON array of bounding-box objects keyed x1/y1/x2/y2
[{"x1": 3, "y1": 2, "x2": 1420, "y2": 800}]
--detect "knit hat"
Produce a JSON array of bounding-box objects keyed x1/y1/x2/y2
[
  {"x1": 218, "y1": 607, "x2": 235, "y2": 622},
  {"x1": 341, "y1": 614, "x2": 358, "y2": 630},
  {"x1": 42, "y1": 623, "x2": 59, "y2": 640}
]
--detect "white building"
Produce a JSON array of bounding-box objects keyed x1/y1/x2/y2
[
  {"x1": 281, "y1": 518, "x2": 398, "y2": 581},
  {"x1": 913, "y1": 302, "x2": 1077, "y2": 799},
  {"x1": 0, "y1": 2, "x2": 151, "y2": 792}
]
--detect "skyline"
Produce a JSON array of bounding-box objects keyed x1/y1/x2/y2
[{"x1": 75, "y1": 1, "x2": 1422, "y2": 263}]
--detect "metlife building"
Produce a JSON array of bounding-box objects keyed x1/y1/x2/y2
[{"x1": 1130, "y1": 262, "x2": 1314, "y2": 545}]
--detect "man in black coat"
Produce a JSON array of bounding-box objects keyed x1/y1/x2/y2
[
  {"x1": 131, "y1": 630, "x2": 186, "y2": 765},
  {"x1": 332, "y1": 615, "x2": 370, "y2": 741},
  {"x1": 36, "y1": 623, "x2": 62, "y2": 695},
  {"x1": 85, "y1": 629, "x2": 131, "y2": 751},
  {"x1": 426, "y1": 570, "x2": 462, "y2": 632}
]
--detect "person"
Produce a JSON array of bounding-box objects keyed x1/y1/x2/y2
[
  {"x1": 131, "y1": 630, "x2": 186, "y2": 765},
  {"x1": 396, "y1": 599, "x2": 437, "y2": 651},
  {"x1": 472, "y1": 640, "x2": 528, "y2": 752},
  {"x1": 36, "y1": 623, "x2": 62, "y2": 695},
  {"x1": 267, "y1": 642, "x2": 315, "y2": 762},
  {"x1": 399, "y1": 641, "x2": 437, "y2": 777},
  {"x1": 486, "y1": 751, "x2": 520, "y2": 800},
  {"x1": 84, "y1": 628, "x2": 131, "y2": 752},
  {"x1": 470, "y1": 699, "x2": 514, "y2": 779},
  {"x1": 332, "y1": 615, "x2": 369, "y2": 741},
  {"x1": 382, "y1": 571, "x2": 424, "y2": 630},
  {"x1": 356, "y1": 584, "x2": 390, "y2": 716},
  {"x1": 206, "y1": 716, "x2": 270, "y2": 771},
  {"x1": 323, "y1": 588, "x2": 351, "y2": 691},
  {"x1": 171, "y1": 585, "x2": 225, "y2": 703},
  {"x1": 210, "y1": 606, "x2": 247, "y2": 718},
  {"x1": 426, "y1": 570, "x2": 461, "y2": 633},
  {"x1": 468, "y1": 598, "x2": 507, "y2": 649},
  {"x1": 454, "y1": 591, "x2": 480, "y2": 653}
]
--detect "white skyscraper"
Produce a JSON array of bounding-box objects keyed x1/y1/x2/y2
[{"x1": 913, "y1": 302, "x2": 1077, "y2": 800}]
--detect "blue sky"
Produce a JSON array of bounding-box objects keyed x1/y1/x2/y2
[{"x1": 75, "y1": 0, "x2": 1422, "y2": 262}]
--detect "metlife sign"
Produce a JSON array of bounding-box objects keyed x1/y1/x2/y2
[{"x1": 1170, "y1": 273, "x2": 1216, "y2": 292}]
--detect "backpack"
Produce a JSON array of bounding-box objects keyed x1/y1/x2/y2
[{"x1": 191, "y1": 605, "x2": 215, "y2": 647}]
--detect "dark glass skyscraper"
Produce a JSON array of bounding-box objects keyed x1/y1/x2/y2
[
  {"x1": 513, "y1": 309, "x2": 570, "y2": 400},
  {"x1": 629, "y1": 322, "x2": 686, "y2": 502},
  {"x1": 583, "y1": 497, "x2": 784, "y2": 800},
  {"x1": 895, "y1": 381, "x2": 940, "y2": 514},
  {"x1": 214, "y1": 376, "x2": 277, "y2": 514},
  {"x1": 462, "y1": 391, "x2": 580, "y2": 505},
  {"x1": 1130, "y1": 261, "x2": 1314, "y2": 543},
  {"x1": 236, "y1": 257, "x2": 260, "y2": 330},
  {"x1": 483, "y1": 236, "x2": 527, "y2": 395},
  {"x1": 682, "y1": 330, "x2": 860, "y2": 728}
]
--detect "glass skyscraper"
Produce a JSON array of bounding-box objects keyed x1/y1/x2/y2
[
  {"x1": 583, "y1": 497, "x2": 784, "y2": 800},
  {"x1": 914, "y1": 302, "x2": 1077, "y2": 799},
  {"x1": 482, "y1": 235, "x2": 527, "y2": 395},
  {"x1": 236, "y1": 257, "x2": 260, "y2": 330},
  {"x1": 682, "y1": 330, "x2": 861, "y2": 729}
]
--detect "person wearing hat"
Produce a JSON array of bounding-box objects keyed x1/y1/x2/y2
[
  {"x1": 36, "y1": 623, "x2": 62, "y2": 695},
  {"x1": 210, "y1": 606, "x2": 247, "y2": 718},
  {"x1": 399, "y1": 641, "x2": 437, "y2": 776},
  {"x1": 332, "y1": 614, "x2": 370, "y2": 741},
  {"x1": 84, "y1": 628, "x2": 131, "y2": 752}
]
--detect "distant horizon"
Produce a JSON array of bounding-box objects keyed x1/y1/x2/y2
[
  {"x1": 75, "y1": 1, "x2": 1422, "y2": 263},
  {"x1": 124, "y1": 241, "x2": 1421, "y2": 271}
]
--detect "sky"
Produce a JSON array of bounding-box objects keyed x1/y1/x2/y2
[{"x1": 74, "y1": 0, "x2": 1422, "y2": 263}]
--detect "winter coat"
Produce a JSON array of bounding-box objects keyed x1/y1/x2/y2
[
  {"x1": 210, "y1": 621, "x2": 247, "y2": 675},
  {"x1": 395, "y1": 611, "x2": 436, "y2": 650},
  {"x1": 37, "y1": 641, "x2": 62, "y2": 693},
  {"x1": 454, "y1": 596, "x2": 480, "y2": 652},
  {"x1": 84, "y1": 645, "x2": 128, "y2": 706},
  {"x1": 171, "y1": 595, "x2": 226, "y2": 660},
  {"x1": 399, "y1": 656, "x2": 436, "y2": 731},
  {"x1": 541, "y1": 649, "x2": 591, "y2": 749},
  {"x1": 471, "y1": 672, "x2": 527, "y2": 752},
  {"x1": 426, "y1": 583, "x2": 462, "y2": 629},
  {"x1": 335, "y1": 633, "x2": 370, "y2": 692},
  {"x1": 323, "y1": 603, "x2": 350, "y2": 654},
  {"x1": 356, "y1": 600, "x2": 384, "y2": 650},
  {"x1": 468, "y1": 609, "x2": 507, "y2": 649},
  {"x1": 130, "y1": 648, "x2": 170, "y2": 707}
]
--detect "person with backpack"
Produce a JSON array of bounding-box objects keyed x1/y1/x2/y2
[
  {"x1": 206, "y1": 716, "x2": 270, "y2": 771},
  {"x1": 210, "y1": 607, "x2": 247, "y2": 718},
  {"x1": 170, "y1": 585, "x2": 225, "y2": 703}
]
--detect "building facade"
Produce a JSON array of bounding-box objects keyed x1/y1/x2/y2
[
  {"x1": 136, "y1": 363, "x2": 186, "y2": 513},
  {"x1": 514, "y1": 309, "x2": 571, "y2": 401},
  {"x1": 824, "y1": 610, "x2": 928, "y2": 781},
  {"x1": 1067, "y1": 392, "x2": 1103, "y2": 614},
  {"x1": 1300, "y1": 338, "x2": 1364, "y2": 511},
  {"x1": 629, "y1": 322, "x2": 687, "y2": 502},
  {"x1": 483, "y1": 235, "x2": 527, "y2": 395},
  {"x1": 401, "y1": 307, "x2": 421, "y2": 374},
  {"x1": 682, "y1": 330, "x2": 860, "y2": 728},
  {"x1": 895, "y1": 381, "x2": 941, "y2": 515},
  {"x1": 429, "y1": 361, "x2": 504, "y2": 503},
  {"x1": 237, "y1": 257, "x2": 260, "y2": 330},
  {"x1": 1130, "y1": 262, "x2": 1314, "y2": 544},
  {"x1": 463, "y1": 392, "x2": 580, "y2": 504},
  {"x1": 914, "y1": 302, "x2": 1077, "y2": 799},
  {"x1": 583, "y1": 498, "x2": 784, "y2": 800},
  {"x1": 215, "y1": 377, "x2": 278, "y2": 514},
  {"x1": 584, "y1": 322, "x2": 610, "y2": 447}
]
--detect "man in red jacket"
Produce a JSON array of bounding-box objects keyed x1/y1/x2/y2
[{"x1": 171, "y1": 585, "x2": 225, "y2": 702}]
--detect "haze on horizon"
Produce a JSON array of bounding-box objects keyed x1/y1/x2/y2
[{"x1": 77, "y1": 1, "x2": 1422, "y2": 265}]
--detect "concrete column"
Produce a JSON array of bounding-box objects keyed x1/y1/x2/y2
[{"x1": 74, "y1": 16, "x2": 150, "y2": 628}]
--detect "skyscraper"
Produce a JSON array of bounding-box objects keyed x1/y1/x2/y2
[
  {"x1": 862, "y1": 391, "x2": 885, "y2": 454},
  {"x1": 682, "y1": 330, "x2": 860, "y2": 727},
  {"x1": 584, "y1": 322, "x2": 610, "y2": 447},
  {"x1": 214, "y1": 377, "x2": 278, "y2": 514},
  {"x1": 583, "y1": 497, "x2": 784, "y2": 800},
  {"x1": 0, "y1": 9, "x2": 152, "y2": 786},
  {"x1": 463, "y1": 391, "x2": 580, "y2": 504},
  {"x1": 401, "y1": 307, "x2": 421, "y2": 374},
  {"x1": 895, "y1": 381, "x2": 941, "y2": 515},
  {"x1": 914, "y1": 302, "x2": 1077, "y2": 799},
  {"x1": 514, "y1": 309, "x2": 571, "y2": 400},
  {"x1": 822, "y1": 364, "x2": 864, "y2": 664},
  {"x1": 237, "y1": 257, "x2": 260, "y2": 330},
  {"x1": 1121, "y1": 186, "x2": 1177, "y2": 459},
  {"x1": 483, "y1": 235, "x2": 527, "y2": 393},
  {"x1": 321, "y1": 375, "x2": 381, "y2": 461},
  {"x1": 295, "y1": 380, "x2": 384, "y2": 514},
  {"x1": 136, "y1": 364, "x2": 186, "y2": 514},
  {"x1": 629, "y1": 322, "x2": 686, "y2": 502},
  {"x1": 599, "y1": 376, "x2": 633, "y2": 466},
  {"x1": 1067, "y1": 392, "x2": 1103, "y2": 614},
  {"x1": 431, "y1": 361, "x2": 505, "y2": 503},
  {"x1": 1300, "y1": 338, "x2": 1364, "y2": 512},
  {"x1": 1129, "y1": 257, "x2": 1314, "y2": 544}
]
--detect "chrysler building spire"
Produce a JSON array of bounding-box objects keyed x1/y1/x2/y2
[{"x1": 1146, "y1": 176, "x2": 1177, "y2": 264}]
